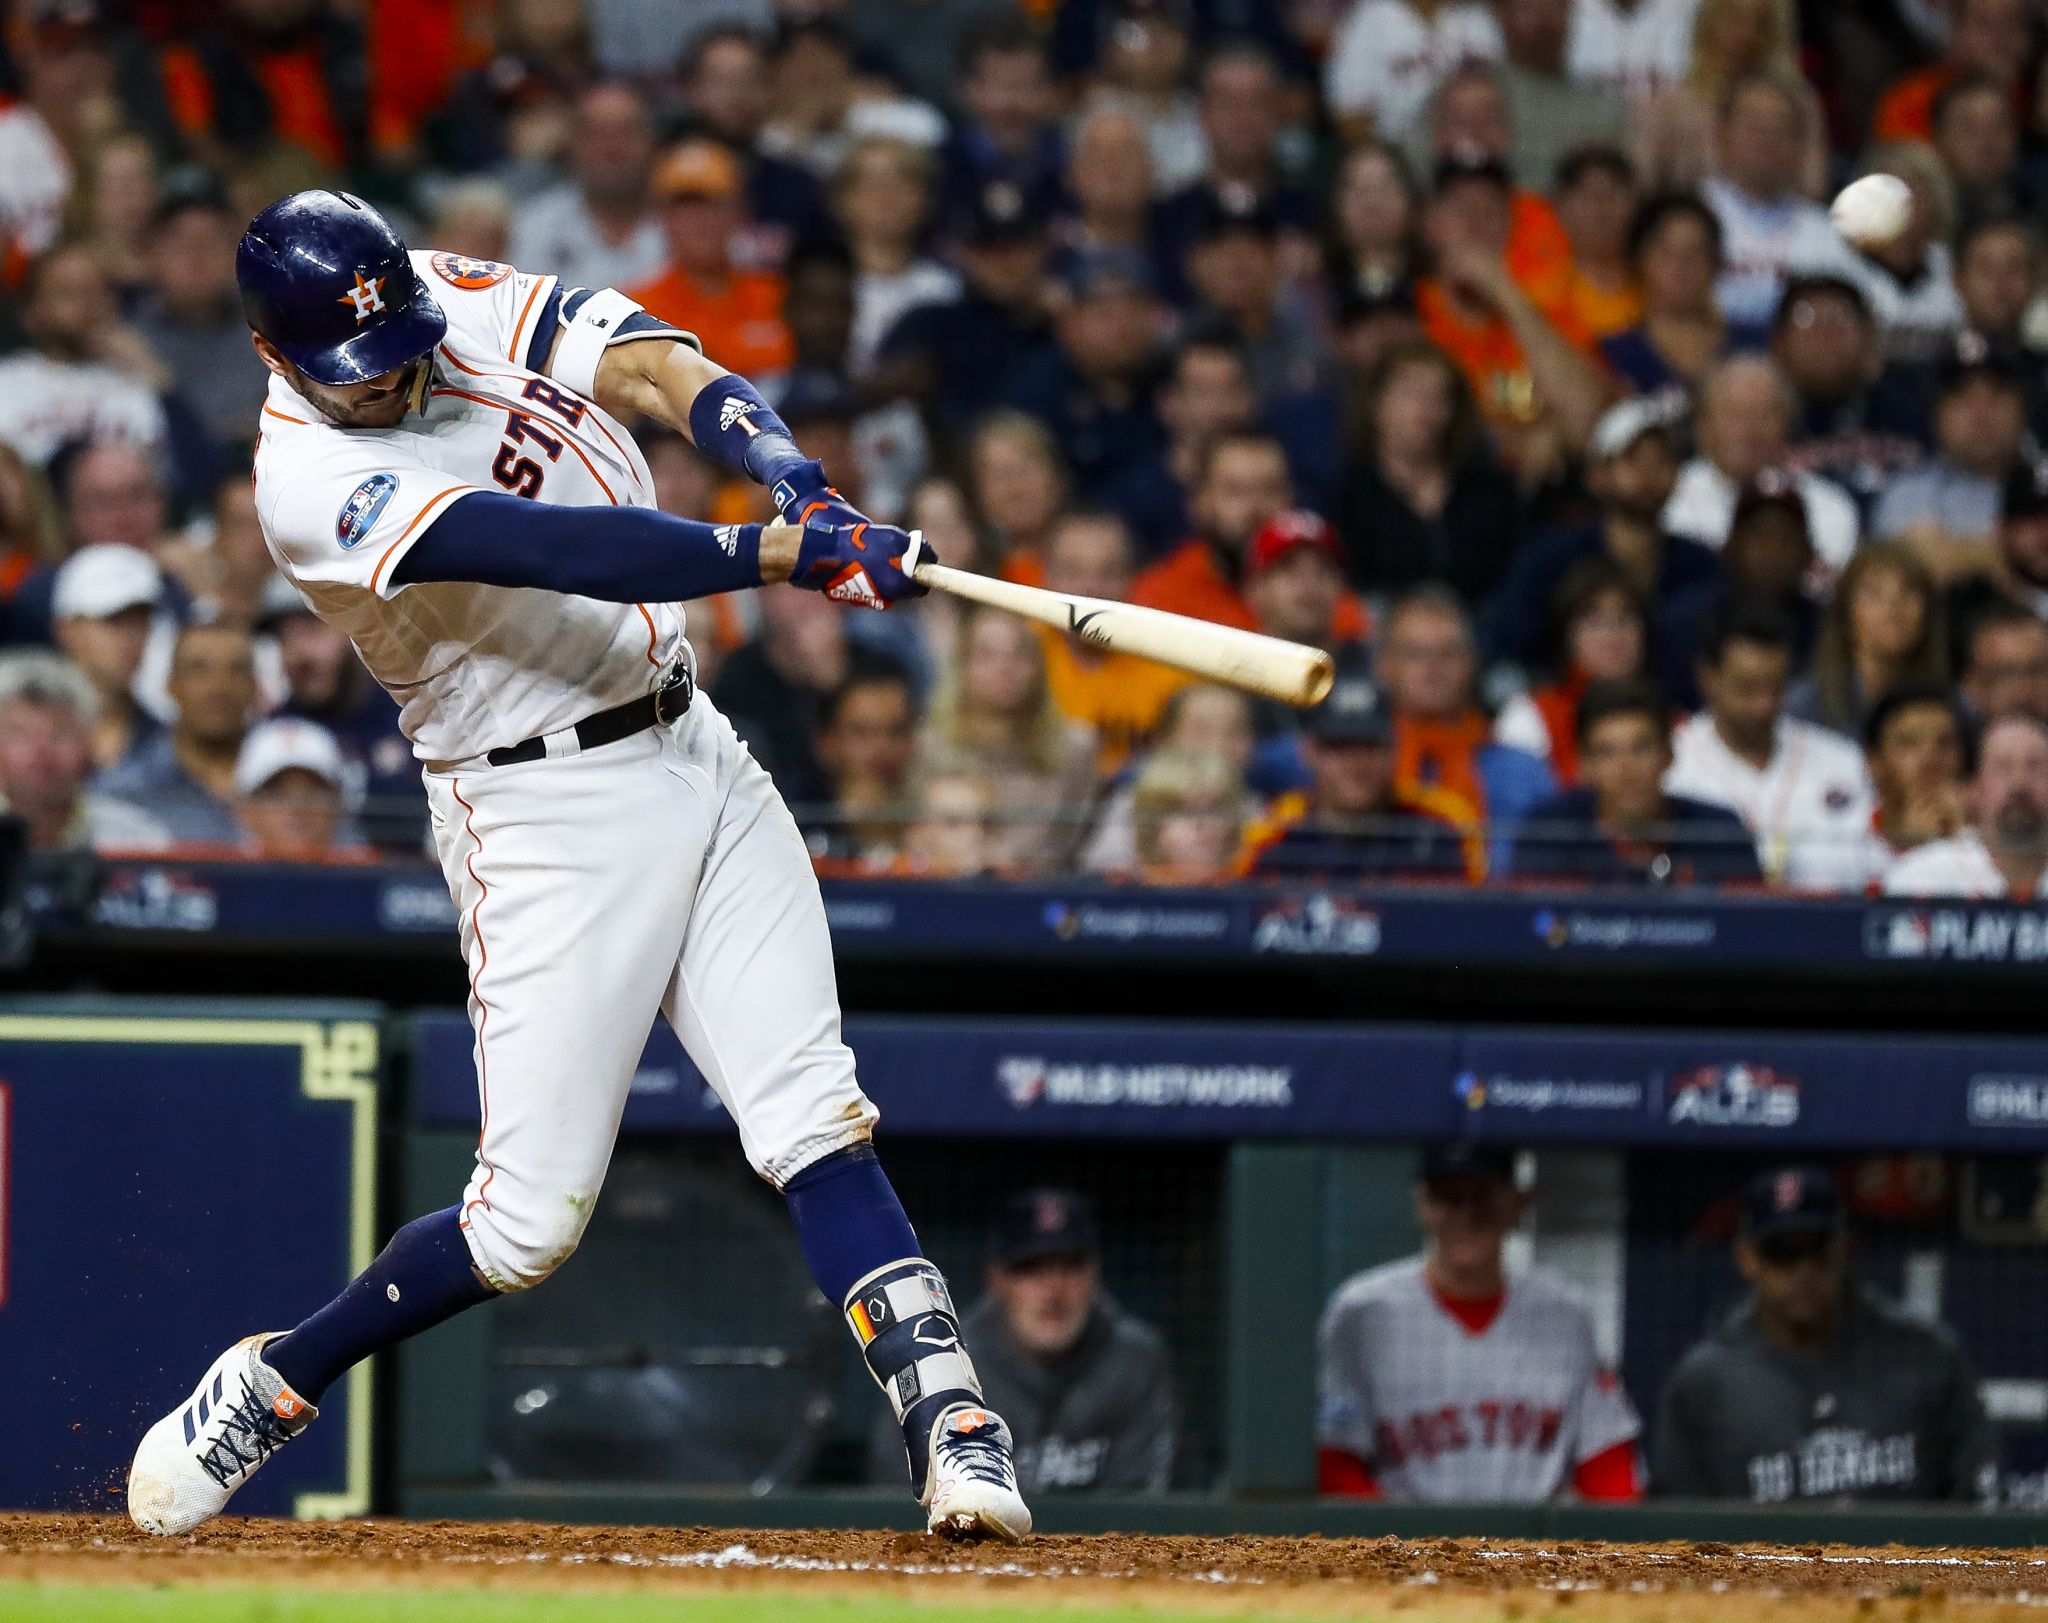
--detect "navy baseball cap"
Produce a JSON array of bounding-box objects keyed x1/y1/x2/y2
[
  {"x1": 963, "y1": 180, "x2": 1041, "y2": 246},
  {"x1": 1419, "y1": 1142, "x2": 1518, "y2": 1185},
  {"x1": 1740, "y1": 1166, "x2": 1843, "y2": 1238},
  {"x1": 1939, "y1": 329, "x2": 2026, "y2": 392},
  {"x1": 991, "y1": 1188, "x2": 1100, "y2": 1266},
  {"x1": 1306, "y1": 670, "x2": 1394, "y2": 745},
  {"x1": 1188, "y1": 184, "x2": 1280, "y2": 244}
]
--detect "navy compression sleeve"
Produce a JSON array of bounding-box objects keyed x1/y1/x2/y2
[{"x1": 388, "y1": 491, "x2": 765, "y2": 601}]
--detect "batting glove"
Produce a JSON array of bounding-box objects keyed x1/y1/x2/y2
[
  {"x1": 790, "y1": 519, "x2": 932, "y2": 609},
  {"x1": 769, "y1": 459, "x2": 863, "y2": 531}
]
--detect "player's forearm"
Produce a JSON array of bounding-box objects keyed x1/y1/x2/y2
[{"x1": 391, "y1": 492, "x2": 800, "y2": 599}]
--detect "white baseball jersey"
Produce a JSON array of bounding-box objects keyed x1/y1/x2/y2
[
  {"x1": 1885, "y1": 830, "x2": 2048, "y2": 899},
  {"x1": 1567, "y1": 0, "x2": 1698, "y2": 105},
  {"x1": 1321, "y1": 0, "x2": 1503, "y2": 136},
  {"x1": 1664, "y1": 713, "x2": 1876, "y2": 888},
  {"x1": 252, "y1": 250, "x2": 690, "y2": 763},
  {"x1": 1318, "y1": 1257, "x2": 1639, "y2": 1502}
]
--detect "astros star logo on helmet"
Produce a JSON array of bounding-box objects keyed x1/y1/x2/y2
[{"x1": 338, "y1": 272, "x2": 387, "y2": 323}]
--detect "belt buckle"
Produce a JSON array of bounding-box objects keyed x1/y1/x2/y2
[{"x1": 653, "y1": 662, "x2": 694, "y2": 726}]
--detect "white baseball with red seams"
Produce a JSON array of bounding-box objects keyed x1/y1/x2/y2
[{"x1": 253, "y1": 252, "x2": 880, "y2": 1291}]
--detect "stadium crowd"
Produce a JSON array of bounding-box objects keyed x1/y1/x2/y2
[{"x1": 2, "y1": 0, "x2": 2048, "y2": 895}]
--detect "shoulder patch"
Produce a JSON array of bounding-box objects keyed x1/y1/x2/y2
[
  {"x1": 337, "y1": 473, "x2": 398, "y2": 550},
  {"x1": 429, "y1": 252, "x2": 513, "y2": 290}
]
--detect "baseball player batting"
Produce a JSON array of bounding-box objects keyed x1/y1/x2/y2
[{"x1": 126, "y1": 191, "x2": 1029, "y2": 1541}]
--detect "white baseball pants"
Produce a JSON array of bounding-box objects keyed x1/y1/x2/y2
[{"x1": 424, "y1": 695, "x2": 879, "y2": 1292}]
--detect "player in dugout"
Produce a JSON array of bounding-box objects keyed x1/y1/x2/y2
[
  {"x1": 1653, "y1": 1165, "x2": 1994, "y2": 1503},
  {"x1": 1317, "y1": 1143, "x2": 1643, "y2": 1502}
]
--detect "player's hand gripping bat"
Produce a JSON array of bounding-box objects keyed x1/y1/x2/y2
[{"x1": 900, "y1": 532, "x2": 1335, "y2": 709}]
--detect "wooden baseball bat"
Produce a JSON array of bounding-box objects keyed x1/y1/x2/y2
[{"x1": 904, "y1": 534, "x2": 1335, "y2": 708}]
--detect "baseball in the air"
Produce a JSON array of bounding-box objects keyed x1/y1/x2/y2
[{"x1": 1829, "y1": 174, "x2": 1913, "y2": 250}]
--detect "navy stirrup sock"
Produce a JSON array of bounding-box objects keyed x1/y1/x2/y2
[
  {"x1": 261, "y1": 1205, "x2": 497, "y2": 1403},
  {"x1": 784, "y1": 1146, "x2": 983, "y2": 1491}
]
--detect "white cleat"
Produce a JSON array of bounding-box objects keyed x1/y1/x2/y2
[
  {"x1": 923, "y1": 1404, "x2": 1032, "y2": 1541},
  {"x1": 128, "y1": 1334, "x2": 317, "y2": 1535}
]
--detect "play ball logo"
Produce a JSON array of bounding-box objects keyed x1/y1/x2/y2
[
  {"x1": 336, "y1": 473, "x2": 398, "y2": 550},
  {"x1": 1666, "y1": 1063, "x2": 1801, "y2": 1128},
  {"x1": 429, "y1": 252, "x2": 511, "y2": 289}
]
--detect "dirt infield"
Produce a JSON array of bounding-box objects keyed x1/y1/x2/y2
[{"x1": 4, "y1": 1512, "x2": 2046, "y2": 1621}]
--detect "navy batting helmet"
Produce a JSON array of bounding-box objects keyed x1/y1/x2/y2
[{"x1": 237, "y1": 191, "x2": 448, "y2": 385}]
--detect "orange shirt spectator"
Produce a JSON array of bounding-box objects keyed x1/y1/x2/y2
[
  {"x1": 1036, "y1": 628, "x2": 1188, "y2": 774},
  {"x1": 1133, "y1": 540, "x2": 1371, "y2": 640},
  {"x1": 626, "y1": 140, "x2": 793, "y2": 377},
  {"x1": 1873, "y1": 0, "x2": 2033, "y2": 143}
]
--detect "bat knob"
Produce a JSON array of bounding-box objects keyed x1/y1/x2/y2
[{"x1": 901, "y1": 529, "x2": 931, "y2": 580}]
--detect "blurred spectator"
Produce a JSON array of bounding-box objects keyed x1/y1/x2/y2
[
  {"x1": 875, "y1": 182, "x2": 1055, "y2": 430},
  {"x1": 759, "y1": 20, "x2": 870, "y2": 180},
  {"x1": 1157, "y1": 44, "x2": 1316, "y2": 265},
  {"x1": 1058, "y1": 106, "x2": 1161, "y2": 273},
  {"x1": 1318, "y1": 1144, "x2": 1642, "y2": 1502},
  {"x1": 1494, "y1": 559, "x2": 1655, "y2": 782},
  {"x1": 199, "y1": 472, "x2": 278, "y2": 632},
  {"x1": 1662, "y1": 355, "x2": 1859, "y2": 576},
  {"x1": 1507, "y1": 679, "x2": 1762, "y2": 884},
  {"x1": 1703, "y1": 74, "x2": 1857, "y2": 331},
  {"x1": 1840, "y1": 149, "x2": 1966, "y2": 364},
  {"x1": 1336, "y1": 339, "x2": 1521, "y2": 605},
  {"x1": 1114, "y1": 327, "x2": 1259, "y2": 552},
  {"x1": 582, "y1": 0, "x2": 754, "y2": 81},
  {"x1": 0, "y1": 244, "x2": 167, "y2": 469},
  {"x1": 1077, "y1": 0, "x2": 1204, "y2": 193},
  {"x1": 1770, "y1": 275, "x2": 1929, "y2": 515},
  {"x1": 1129, "y1": 747, "x2": 1254, "y2": 883},
  {"x1": 1790, "y1": 543, "x2": 1949, "y2": 738},
  {"x1": 1887, "y1": 712, "x2": 2048, "y2": 897},
  {"x1": 1664, "y1": 475, "x2": 1821, "y2": 696},
  {"x1": 159, "y1": 0, "x2": 371, "y2": 172},
  {"x1": 1948, "y1": 457, "x2": 2048, "y2": 660},
  {"x1": 1631, "y1": 0, "x2": 1827, "y2": 197},
  {"x1": 0, "y1": 446, "x2": 65, "y2": 639},
  {"x1": 834, "y1": 136, "x2": 961, "y2": 377},
  {"x1": 1381, "y1": 586, "x2": 1557, "y2": 849},
  {"x1": 1665, "y1": 598, "x2": 1876, "y2": 888},
  {"x1": 850, "y1": 2, "x2": 1022, "y2": 128},
  {"x1": 1495, "y1": 0, "x2": 1627, "y2": 193},
  {"x1": 1934, "y1": 77, "x2": 2032, "y2": 228},
  {"x1": 1182, "y1": 191, "x2": 1330, "y2": 404},
  {"x1": 1484, "y1": 396, "x2": 1716, "y2": 677},
  {"x1": 132, "y1": 184, "x2": 270, "y2": 454},
  {"x1": 263, "y1": 581, "x2": 421, "y2": 850},
  {"x1": 1415, "y1": 152, "x2": 1613, "y2": 475},
  {"x1": 1133, "y1": 430, "x2": 1292, "y2": 629},
  {"x1": 233, "y1": 717, "x2": 360, "y2": 863},
  {"x1": 970, "y1": 413, "x2": 1071, "y2": 586},
  {"x1": 868, "y1": 1188, "x2": 1178, "y2": 1496},
  {"x1": 1569, "y1": 0, "x2": 1700, "y2": 108},
  {"x1": 1037, "y1": 511, "x2": 1189, "y2": 774},
  {"x1": 626, "y1": 141, "x2": 794, "y2": 379},
  {"x1": 1871, "y1": 335, "x2": 2026, "y2": 586},
  {"x1": 1951, "y1": 216, "x2": 2048, "y2": 438},
  {"x1": 901, "y1": 768, "x2": 997, "y2": 878},
  {"x1": 1243, "y1": 668, "x2": 1471, "y2": 879},
  {"x1": 0, "y1": 2, "x2": 118, "y2": 278},
  {"x1": 1653, "y1": 1166, "x2": 1993, "y2": 1503},
  {"x1": 1404, "y1": 65, "x2": 1576, "y2": 288},
  {"x1": 713, "y1": 590, "x2": 869, "y2": 806},
  {"x1": 54, "y1": 439, "x2": 171, "y2": 554},
  {"x1": 1872, "y1": 0, "x2": 2031, "y2": 145},
  {"x1": 97, "y1": 622, "x2": 257, "y2": 844},
  {"x1": 1323, "y1": 141, "x2": 1421, "y2": 303},
  {"x1": 426, "y1": 180, "x2": 514, "y2": 268},
  {"x1": 49, "y1": 544, "x2": 162, "y2": 774},
  {"x1": 1599, "y1": 192, "x2": 1741, "y2": 395},
  {"x1": 678, "y1": 27, "x2": 830, "y2": 261},
  {"x1": 1003, "y1": 249, "x2": 1167, "y2": 515},
  {"x1": 430, "y1": 0, "x2": 592, "y2": 184},
  {"x1": 1323, "y1": 0, "x2": 1502, "y2": 143},
  {"x1": 1083, "y1": 681, "x2": 1256, "y2": 873},
  {"x1": 506, "y1": 82, "x2": 667, "y2": 292},
  {"x1": 924, "y1": 605, "x2": 1098, "y2": 873},
  {"x1": 806, "y1": 663, "x2": 920, "y2": 863},
  {"x1": 1536, "y1": 146, "x2": 1642, "y2": 344},
  {"x1": 0, "y1": 648, "x2": 167, "y2": 853},
  {"x1": 1245, "y1": 510, "x2": 1365, "y2": 658},
  {"x1": 73, "y1": 133, "x2": 160, "y2": 306},
  {"x1": 938, "y1": 14, "x2": 1064, "y2": 222},
  {"x1": 1958, "y1": 601, "x2": 2048, "y2": 726},
  {"x1": 1850, "y1": 683, "x2": 1969, "y2": 892}
]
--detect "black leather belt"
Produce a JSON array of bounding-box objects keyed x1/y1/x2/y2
[{"x1": 484, "y1": 663, "x2": 694, "y2": 768}]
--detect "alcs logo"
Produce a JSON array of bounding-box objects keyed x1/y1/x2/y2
[{"x1": 1666, "y1": 1064, "x2": 1800, "y2": 1128}]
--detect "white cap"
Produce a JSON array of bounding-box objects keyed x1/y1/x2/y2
[
  {"x1": 1588, "y1": 394, "x2": 1683, "y2": 462},
  {"x1": 52, "y1": 543, "x2": 161, "y2": 620},
  {"x1": 235, "y1": 717, "x2": 347, "y2": 796}
]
